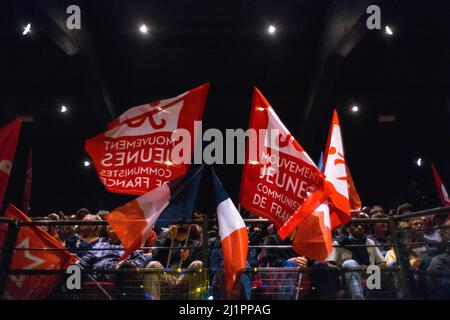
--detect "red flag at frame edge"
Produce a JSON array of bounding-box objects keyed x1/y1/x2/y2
[
  {"x1": 2, "y1": 204, "x2": 76, "y2": 300},
  {"x1": 0, "y1": 118, "x2": 22, "y2": 210}
]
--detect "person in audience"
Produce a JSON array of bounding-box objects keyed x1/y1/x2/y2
[
  {"x1": 326, "y1": 220, "x2": 385, "y2": 299},
  {"x1": 396, "y1": 203, "x2": 413, "y2": 216},
  {"x1": 57, "y1": 217, "x2": 75, "y2": 245},
  {"x1": 76, "y1": 208, "x2": 91, "y2": 221},
  {"x1": 368, "y1": 213, "x2": 392, "y2": 256},
  {"x1": 65, "y1": 214, "x2": 104, "y2": 258},
  {"x1": 144, "y1": 224, "x2": 203, "y2": 300},
  {"x1": 261, "y1": 230, "x2": 308, "y2": 299},
  {"x1": 369, "y1": 205, "x2": 385, "y2": 217},
  {"x1": 77, "y1": 227, "x2": 146, "y2": 281},
  {"x1": 427, "y1": 218, "x2": 450, "y2": 299},
  {"x1": 424, "y1": 213, "x2": 448, "y2": 242}
]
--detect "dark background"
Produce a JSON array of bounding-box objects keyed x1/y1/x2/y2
[{"x1": 0, "y1": 0, "x2": 449, "y2": 217}]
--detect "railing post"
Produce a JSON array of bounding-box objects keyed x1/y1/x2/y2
[
  {"x1": 388, "y1": 215, "x2": 415, "y2": 299},
  {"x1": 201, "y1": 215, "x2": 209, "y2": 300},
  {"x1": 0, "y1": 219, "x2": 20, "y2": 298}
]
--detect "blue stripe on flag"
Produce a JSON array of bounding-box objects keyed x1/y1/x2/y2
[
  {"x1": 211, "y1": 168, "x2": 229, "y2": 206},
  {"x1": 155, "y1": 165, "x2": 204, "y2": 228},
  {"x1": 317, "y1": 151, "x2": 324, "y2": 173}
]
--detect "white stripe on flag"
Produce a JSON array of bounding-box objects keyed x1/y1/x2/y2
[
  {"x1": 137, "y1": 183, "x2": 171, "y2": 227},
  {"x1": 217, "y1": 198, "x2": 246, "y2": 240}
]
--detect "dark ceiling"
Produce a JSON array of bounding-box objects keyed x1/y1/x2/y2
[{"x1": 1, "y1": 0, "x2": 449, "y2": 216}]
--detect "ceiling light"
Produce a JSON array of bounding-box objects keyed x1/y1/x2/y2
[
  {"x1": 22, "y1": 23, "x2": 31, "y2": 35},
  {"x1": 351, "y1": 105, "x2": 359, "y2": 112},
  {"x1": 60, "y1": 105, "x2": 68, "y2": 113},
  {"x1": 139, "y1": 24, "x2": 148, "y2": 34},
  {"x1": 416, "y1": 158, "x2": 422, "y2": 167},
  {"x1": 385, "y1": 25, "x2": 393, "y2": 36},
  {"x1": 267, "y1": 25, "x2": 276, "y2": 35},
  {"x1": 84, "y1": 161, "x2": 91, "y2": 167}
]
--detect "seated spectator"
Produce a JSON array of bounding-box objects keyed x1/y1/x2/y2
[
  {"x1": 76, "y1": 208, "x2": 91, "y2": 221},
  {"x1": 326, "y1": 220, "x2": 385, "y2": 299},
  {"x1": 396, "y1": 203, "x2": 413, "y2": 216},
  {"x1": 427, "y1": 218, "x2": 450, "y2": 299},
  {"x1": 261, "y1": 231, "x2": 308, "y2": 299},
  {"x1": 77, "y1": 228, "x2": 146, "y2": 282},
  {"x1": 57, "y1": 217, "x2": 75, "y2": 245},
  {"x1": 368, "y1": 213, "x2": 392, "y2": 256},
  {"x1": 143, "y1": 224, "x2": 203, "y2": 300},
  {"x1": 360, "y1": 206, "x2": 371, "y2": 216},
  {"x1": 65, "y1": 214, "x2": 104, "y2": 258},
  {"x1": 48, "y1": 213, "x2": 63, "y2": 243},
  {"x1": 424, "y1": 213, "x2": 448, "y2": 242},
  {"x1": 369, "y1": 205, "x2": 385, "y2": 217}
]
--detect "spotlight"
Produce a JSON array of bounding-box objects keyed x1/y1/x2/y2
[
  {"x1": 351, "y1": 105, "x2": 359, "y2": 112},
  {"x1": 385, "y1": 25, "x2": 393, "y2": 36},
  {"x1": 416, "y1": 158, "x2": 422, "y2": 167},
  {"x1": 84, "y1": 161, "x2": 91, "y2": 167},
  {"x1": 267, "y1": 25, "x2": 276, "y2": 35},
  {"x1": 22, "y1": 23, "x2": 31, "y2": 35},
  {"x1": 60, "y1": 105, "x2": 68, "y2": 113},
  {"x1": 139, "y1": 24, "x2": 148, "y2": 34}
]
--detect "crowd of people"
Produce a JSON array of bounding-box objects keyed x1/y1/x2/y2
[{"x1": 29, "y1": 204, "x2": 450, "y2": 300}]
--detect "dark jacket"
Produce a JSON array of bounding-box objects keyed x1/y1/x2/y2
[
  {"x1": 261, "y1": 234, "x2": 296, "y2": 267},
  {"x1": 152, "y1": 233, "x2": 202, "y2": 268}
]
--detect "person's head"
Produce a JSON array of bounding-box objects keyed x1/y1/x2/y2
[
  {"x1": 76, "y1": 208, "x2": 91, "y2": 221},
  {"x1": 433, "y1": 213, "x2": 448, "y2": 227},
  {"x1": 79, "y1": 214, "x2": 101, "y2": 238},
  {"x1": 370, "y1": 213, "x2": 389, "y2": 238},
  {"x1": 347, "y1": 221, "x2": 365, "y2": 239},
  {"x1": 175, "y1": 224, "x2": 191, "y2": 241},
  {"x1": 370, "y1": 205, "x2": 384, "y2": 217},
  {"x1": 397, "y1": 203, "x2": 413, "y2": 216},
  {"x1": 58, "y1": 218, "x2": 74, "y2": 241},
  {"x1": 409, "y1": 217, "x2": 425, "y2": 233},
  {"x1": 360, "y1": 206, "x2": 371, "y2": 215},
  {"x1": 46, "y1": 213, "x2": 60, "y2": 236},
  {"x1": 439, "y1": 218, "x2": 450, "y2": 243}
]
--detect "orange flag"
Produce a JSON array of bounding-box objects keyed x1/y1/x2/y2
[
  {"x1": 292, "y1": 110, "x2": 353, "y2": 261},
  {"x1": 323, "y1": 110, "x2": 352, "y2": 229},
  {"x1": 346, "y1": 164, "x2": 362, "y2": 212}
]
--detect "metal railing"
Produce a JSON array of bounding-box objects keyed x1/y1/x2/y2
[{"x1": 0, "y1": 206, "x2": 449, "y2": 300}]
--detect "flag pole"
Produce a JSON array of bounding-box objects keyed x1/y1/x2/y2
[
  {"x1": 295, "y1": 271, "x2": 303, "y2": 300},
  {"x1": 178, "y1": 225, "x2": 192, "y2": 269}
]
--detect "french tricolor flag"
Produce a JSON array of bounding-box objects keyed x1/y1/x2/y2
[
  {"x1": 212, "y1": 169, "x2": 248, "y2": 298},
  {"x1": 106, "y1": 165, "x2": 204, "y2": 259}
]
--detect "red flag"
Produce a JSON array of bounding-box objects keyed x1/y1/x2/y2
[
  {"x1": 323, "y1": 110, "x2": 351, "y2": 229},
  {"x1": 85, "y1": 84, "x2": 209, "y2": 195},
  {"x1": 346, "y1": 164, "x2": 362, "y2": 212},
  {"x1": 0, "y1": 119, "x2": 22, "y2": 209},
  {"x1": 2, "y1": 204, "x2": 76, "y2": 300},
  {"x1": 292, "y1": 203, "x2": 332, "y2": 261},
  {"x1": 239, "y1": 87, "x2": 324, "y2": 233},
  {"x1": 431, "y1": 163, "x2": 450, "y2": 207},
  {"x1": 23, "y1": 149, "x2": 32, "y2": 214},
  {"x1": 291, "y1": 110, "x2": 353, "y2": 260}
]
